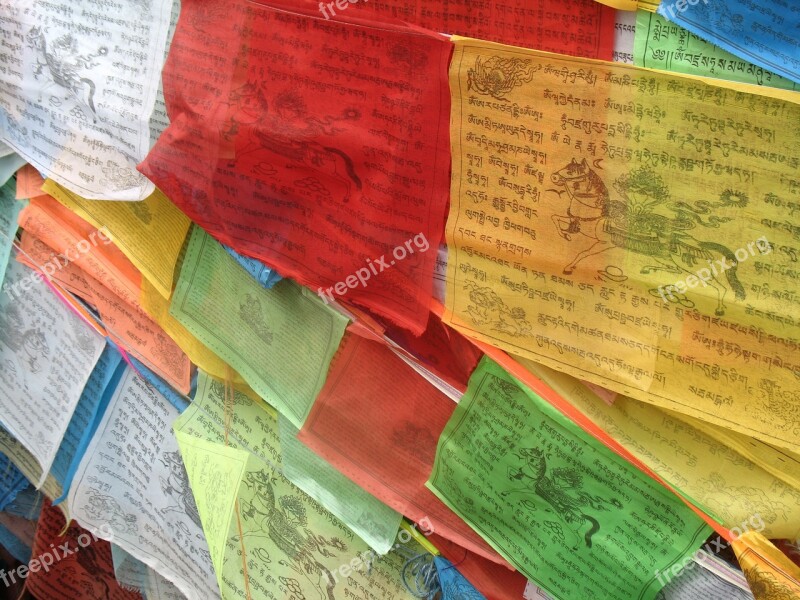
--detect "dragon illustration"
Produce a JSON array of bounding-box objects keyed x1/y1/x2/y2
[
  {"x1": 698, "y1": 472, "x2": 789, "y2": 527},
  {"x1": 26, "y1": 27, "x2": 107, "y2": 122},
  {"x1": 0, "y1": 303, "x2": 50, "y2": 373},
  {"x1": 463, "y1": 280, "x2": 532, "y2": 337},
  {"x1": 756, "y1": 378, "x2": 800, "y2": 435},
  {"x1": 82, "y1": 492, "x2": 138, "y2": 536},
  {"x1": 467, "y1": 56, "x2": 537, "y2": 101},
  {"x1": 100, "y1": 159, "x2": 147, "y2": 192},
  {"x1": 741, "y1": 566, "x2": 798, "y2": 600}
]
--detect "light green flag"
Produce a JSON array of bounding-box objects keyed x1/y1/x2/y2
[
  {"x1": 634, "y1": 10, "x2": 799, "y2": 90},
  {"x1": 427, "y1": 357, "x2": 711, "y2": 600},
  {"x1": 279, "y1": 415, "x2": 403, "y2": 555},
  {"x1": 174, "y1": 371, "x2": 424, "y2": 600},
  {"x1": 175, "y1": 431, "x2": 249, "y2": 594},
  {"x1": 170, "y1": 226, "x2": 348, "y2": 427}
]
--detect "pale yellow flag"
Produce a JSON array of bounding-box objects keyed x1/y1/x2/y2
[
  {"x1": 175, "y1": 431, "x2": 249, "y2": 593},
  {"x1": 515, "y1": 355, "x2": 800, "y2": 540}
]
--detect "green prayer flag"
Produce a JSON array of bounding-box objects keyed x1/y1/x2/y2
[
  {"x1": 427, "y1": 357, "x2": 711, "y2": 600},
  {"x1": 170, "y1": 226, "x2": 348, "y2": 426},
  {"x1": 634, "y1": 11, "x2": 799, "y2": 90},
  {"x1": 279, "y1": 415, "x2": 403, "y2": 555}
]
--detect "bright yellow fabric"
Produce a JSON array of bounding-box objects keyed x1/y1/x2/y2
[
  {"x1": 444, "y1": 36, "x2": 800, "y2": 454},
  {"x1": 44, "y1": 180, "x2": 191, "y2": 298},
  {"x1": 732, "y1": 532, "x2": 800, "y2": 600}
]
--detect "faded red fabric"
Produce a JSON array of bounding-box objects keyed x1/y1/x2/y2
[
  {"x1": 384, "y1": 311, "x2": 483, "y2": 391},
  {"x1": 360, "y1": 0, "x2": 616, "y2": 59},
  {"x1": 140, "y1": 0, "x2": 452, "y2": 334},
  {"x1": 25, "y1": 499, "x2": 141, "y2": 600},
  {"x1": 299, "y1": 333, "x2": 508, "y2": 564},
  {"x1": 428, "y1": 532, "x2": 529, "y2": 600}
]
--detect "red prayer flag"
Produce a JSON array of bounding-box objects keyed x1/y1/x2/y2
[
  {"x1": 359, "y1": 0, "x2": 616, "y2": 59},
  {"x1": 140, "y1": 0, "x2": 452, "y2": 334},
  {"x1": 299, "y1": 332, "x2": 509, "y2": 564},
  {"x1": 383, "y1": 311, "x2": 483, "y2": 392},
  {"x1": 25, "y1": 499, "x2": 141, "y2": 600}
]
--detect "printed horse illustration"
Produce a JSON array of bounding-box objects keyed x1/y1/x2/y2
[
  {"x1": 549, "y1": 159, "x2": 745, "y2": 315},
  {"x1": 500, "y1": 447, "x2": 620, "y2": 550},
  {"x1": 158, "y1": 450, "x2": 214, "y2": 563},
  {"x1": 26, "y1": 27, "x2": 106, "y2": 122},
  {"x1": 757, "y1": 378, "x2": 800, "y2": 435},
  {"x1": 234, "y1": 470, "x2": 343, "y2": 600},
  {"x1": 221, "y1": 81, "x2": 362, "y2": 202},
  {"x1": 159, "y1": 451, "x2": 203, "y2": 527}
]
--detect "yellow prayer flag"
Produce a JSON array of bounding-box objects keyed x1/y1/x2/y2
[
  {"x1": 140, "y1": 278, "x2": 245, "y2": 384},
  {"x1": 175, "y1": 431, "x2": 249, "y2": 593},
  {"x1": 593, "y1": 0, "x2": 659, "y2": 11},
  {"x1": 444, "y1": 36, "x2": 800, "y2": 455},
  {"x1": 732, "y1": 532, "x2": 800, "y2": 599},
  {"x1": 44, "y1": 180, "x2": 191, "y2": 298}
]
